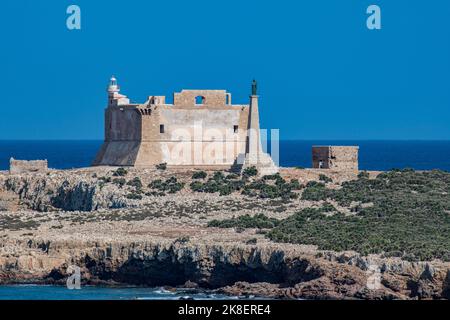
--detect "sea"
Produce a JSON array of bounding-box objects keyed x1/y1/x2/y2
[
  {"x1": 0, "y1": 285, "x2": 238, "y2": 300},
  {"x1": 0, "y1": 140, "x2": 449, "y2": 300},
  {"x1": 0, "y1": 140, "x2": 449, "y2": 171}
]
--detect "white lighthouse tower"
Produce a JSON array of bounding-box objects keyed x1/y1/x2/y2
[{"x1": 107, "y1": 76, "x2": 130, "y2": 106}]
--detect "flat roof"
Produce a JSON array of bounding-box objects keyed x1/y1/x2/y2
[{"x1": 312, "y1": 145, "x2": 359, "y2": 148}]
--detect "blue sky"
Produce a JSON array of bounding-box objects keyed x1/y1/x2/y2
[{"x1": 1, "y1": 0, "x2": 449, "y2": 140}]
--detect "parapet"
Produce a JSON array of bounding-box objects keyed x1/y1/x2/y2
[
  {"x1": 148, "y1": 96, "x2": 166, "y2": 105},
  {"x1": 9, "y1": 158, "x2": 48, "y2": 174},
  {"x1": 312, "y1": 146, "x2": 359, "y2": 171},
  {"x1": 173, "y1": 90, "x2": 232, "y2": 107}
]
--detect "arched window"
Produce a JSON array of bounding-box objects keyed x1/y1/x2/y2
[{"x1": 195, "y1": 96, "x2": 205, "y2": 105}]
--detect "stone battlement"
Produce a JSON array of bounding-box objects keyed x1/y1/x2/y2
[{"x1": 173, "y1": 90, "x2": 232, "y2": 107}]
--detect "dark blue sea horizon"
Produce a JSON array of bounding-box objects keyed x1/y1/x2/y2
[{"x1": 0, "y1": 140, "x2": 449, "y2": 172}]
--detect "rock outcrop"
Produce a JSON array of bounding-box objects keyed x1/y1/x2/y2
[
  {"x1": 0, "y1": 238, "x2": 449, "y2": 299},
  {"x1": 2, "y1": 172, "x2": 128, "y2": 212}
]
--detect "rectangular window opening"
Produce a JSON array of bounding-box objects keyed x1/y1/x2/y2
[
  {"x1": 233, "y1": 125, "x2": 239, "y2": 133},
  {"x1": 160, "y1": 124, "x2": 165, "y2": 133}
]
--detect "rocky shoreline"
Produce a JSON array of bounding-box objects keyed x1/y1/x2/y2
[
  {"x1": 1, "y1": 237, "x2": 449, "y2": 299},
  {"x1": 0, "y1": 167, "x2": 449, "y2": 300}
]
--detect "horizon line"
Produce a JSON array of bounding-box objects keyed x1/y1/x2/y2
[{"x1": 1, "y1": 139, "x2": 450, "y2": 142}]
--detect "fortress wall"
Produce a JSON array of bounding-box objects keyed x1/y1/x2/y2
[
  {"x1": 174, "y1": 90, "x2": 228, "y2": 107},
  {"x1": 312, "y1": 147, "x2": 331, "y2": 169},
  {"x1": 148, "y1": 96, "x2": 166, "y2": 105},
  {"x1": 157, "y1": 107, "x2": 248, "y2": 165},
  {"x1": 93, "y1": 107, "x2": 145, "y2": 166},
  {"x1": 329, "y1": 146, "x2": 359, "y2": 171},
  {"x1": 134, "y1": 113, "x2": 163, "y2": 166},
  {"x1": 10, "y1": 159, "x2": 48, "y2": 174},
  {"x1": 160, "y1": 108, "x2": 243, "y2": 135},
  {"x1": 94, "y1": 105, "x2": 250, "y2": 167},
  {"x1": 106, "y1": 108, "x2": 141, "y2": 141},
  {"x1": 160, "y1": 140, "x2": 246, "y2": 165},
  {"x1": 92, "y1": 141, "x2": 141, "y2": 166}
]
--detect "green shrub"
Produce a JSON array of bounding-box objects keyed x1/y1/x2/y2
[
  {"x1": 189, "y1": 171, "x2": 298, "y2": 200},
  {"x1": 145, "y1": 191, "x2": 166, "y2": 197},
  {"x1": 358, "y1": 171, "x2": 370, "y2": 179},
  {"x1": 99, "y1": 176, "x2": 111, "y2": 183},
  {"x1": 149, "y1": 179, "x2": 163, "y2": 189},
  {"x1": 301, "y1": 181, "x2": 329, "y2": 201},
  {"x1": 113, "y1": 167, "x2": 128, "y2": 177},
  {"x1": 190, "y1": 181, "x2": 204, "y2": 192},
  {"x1": 262, "y1": 173, "x2": 281, "y2": 181},
  {"x1": 112, "y1": 178, "x2": 126, "y2": 188},
  {"x1": 208, "y1": 213, "x2": 280, "y2": 229},
  {"x1": 226, "y1": 173, "x2": 240, "y2": 180},
  {"x1": 192, "y1": 171, "x2": 207, "y2": 180},
  {"x1": 243, "y1": 166, "x2": 258, "y2": 177},
  {"x1": 319, "y1": 174, "x2": 333, "y2": 183},
  {"x1": 289, "y1": 179, "x2": 303, "y2": 190},
  {"x1": 241, "y1": 175, "x2": 298, "y2": 200},
  {"x1": 321, "y1": 202, "x2": 337, "y2": 212},
  {"x1": 175, "y1": 236, "x2": 190, "y2": 244},
  {"x1": 189, "y1": 173, "x2": 244, "y2": 196},
  {"x1": 149, "y1": 177, "x2": 184, "y2": 194},
  {"x1": 126, "y1": 193, "x2": 142, "y2": 200},
  {"x1": 156, "y1": 163, "x2": 167, "y2": 170},
  {"x1": 127, "y1": 177, "x2": 143, "y2": 189},
  {"x1": 213, "y1": 171, "x2": 225, "y2": 181}
]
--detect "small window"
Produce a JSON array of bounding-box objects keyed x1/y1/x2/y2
[
  {"x1": 195, "y1": 96, "x2": 205, "y2": 105},
  {"x1": 233, "y1": 125, "x2": 239, "y2": 133},
  {"x1": 160, "y1": 124, "x2": 165, "y2": 133}
]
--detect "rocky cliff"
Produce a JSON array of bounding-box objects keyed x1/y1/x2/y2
[
  {"x1": 1, "y1": 237, "x2": 449, "y2": 300},
  {"x1": 2, "y1": 172, "x2": 128, "y2": 212}
]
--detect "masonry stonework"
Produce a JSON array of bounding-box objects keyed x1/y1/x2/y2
[
  {"x1": 9, "y1": 158, "x2": 48, "y2": 174},
  {"x1": 312, "y1": 146, "x2": 359, "y2": 171}
]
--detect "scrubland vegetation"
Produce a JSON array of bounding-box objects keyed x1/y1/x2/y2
[{"x1": 209, "y1": 169, "x2": 450, "y2": 262}]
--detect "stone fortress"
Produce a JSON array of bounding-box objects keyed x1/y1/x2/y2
[
  {"x1": 93, "y1": 77, "x2": 278, "y2": 175},
  {"x1": 5, "y1": 77, "x2": 359, "y2": 174}
]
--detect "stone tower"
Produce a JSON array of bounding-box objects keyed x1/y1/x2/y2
[{"x1": 241, "y1": 80, "x2": 278, "y2": 175}]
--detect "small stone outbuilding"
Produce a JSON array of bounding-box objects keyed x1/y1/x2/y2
[
  {"x1": 9, "y1": 158, "x2": 48, "y2": 174},
  {"x1": 312, "y1": 146, "x2": 359, "y2": 171}
]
